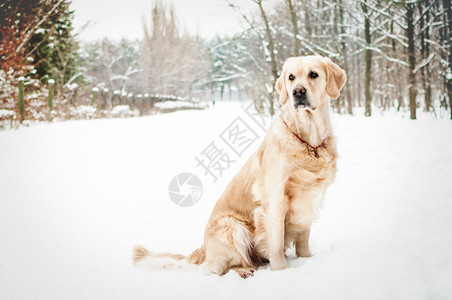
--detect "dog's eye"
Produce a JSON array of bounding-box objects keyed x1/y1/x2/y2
[
  {"x1": 309, "y1": 71, "x2": 319, "y2": 79},
  {"x1": 288, "y1": 74, "x2": 295, "y2": 81}
]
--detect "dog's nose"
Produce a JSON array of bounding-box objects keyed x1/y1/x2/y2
[{"x1": 293, "y1": 86, "x2": 306, "y2": 97}]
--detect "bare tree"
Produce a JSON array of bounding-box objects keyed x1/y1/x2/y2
[
  {"x1": 361, "y1": 0, "x2": 374, "y2": 116},
  {"x1": 286, "y1": 0, "x2": 300, "y2": 56},
  {"x1": 140, "y1": 0, "x2": 209, "y2": 98},
  {"x1": 406, "y1": 2, "x2": 417, "y2": 119},
  {"x1": 443, "y1": 0, "x2": 452, "y2": 119},
  {"x1": 418, "y1": 0, "x2": 433, "y2": 112},
  {"x1": 217, "y1": 0, "x2": 450, "y2": 118}
]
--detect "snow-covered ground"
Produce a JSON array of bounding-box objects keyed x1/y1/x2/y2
[{"x1": 0, "y1": 102, "x2": 451, "y2": 299}]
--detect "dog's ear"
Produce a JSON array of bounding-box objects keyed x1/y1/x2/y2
[
  {"x1": 325, "y1": 59, "x2": 347, "y2": 99},
  {"x1": 275, "y1": 72, "x2": 289, "y2": 106}
]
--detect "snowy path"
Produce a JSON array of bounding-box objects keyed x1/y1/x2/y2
[{"x1": 0, "y1": 102, "x2": 451, "y2": 299}]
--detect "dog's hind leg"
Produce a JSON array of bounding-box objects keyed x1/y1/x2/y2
[{"x1": 203, "y1": 216, "x2": 256, "y2": 277}]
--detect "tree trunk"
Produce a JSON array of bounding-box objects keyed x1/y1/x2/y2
[
  {"x1": 362, "y1": 1, "x2": 372, "y2": 117},
  {"x1": 424, "y1": 1, "x2": 432, "y2": 112},
  {"x1": 356, "y1": 37, "x2": 362, "y2": 107},
  {"x1": 257, "y1": 0, "x2": 277, "y2": 116},
  {"x1": 287, "y1": 0, "x2": 299, "y2": 56},
  {"x1": 418, "y1": 1, "x2": 432, "y2": 112},
  {"x1": 443, "y1": 0, "x2": 452, "y2": 119},
  {"x1": 303, "y1": 1, "x2": 312, "y2": 38},
  {"x1": 407, "y1": 3, "x2": 417, "y2": 120},
  {"x1": 418, "y1": 2, "x2": 427, "y2": 111},
  {"x1": 339, "y1": 0, "x2": 353, "y2": 114}
]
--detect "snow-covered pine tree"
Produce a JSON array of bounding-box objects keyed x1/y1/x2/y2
[{"x1": 30, "y1": 0, "x2": 80, "y2": 92}]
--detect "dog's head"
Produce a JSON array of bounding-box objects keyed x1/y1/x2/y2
[{"x1": 275, "y1": 56, "x2": 347, "y2": 112}]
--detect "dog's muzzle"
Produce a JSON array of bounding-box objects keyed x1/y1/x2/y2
[
  {"x1": 293, "y1": 95, "x2": 311, "y2": 109},
  {"x1": 292, "y1": 86, "x2": 314, "y2": 110}
]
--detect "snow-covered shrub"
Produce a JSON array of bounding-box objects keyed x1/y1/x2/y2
[
  {"x1": 0, "y1": 69, "x2": 49, "y2": 122},
  {"x1": 110, "y1": 105, "x2": 139, "y2": 118},
  {"x1": 155, "y1": 100, "x2": 207, "y2": 112},
  {"x1": 70, "y1": 105, "x2": 97, "y2": 120}
]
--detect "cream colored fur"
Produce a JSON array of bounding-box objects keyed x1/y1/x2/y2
[{"x1": 134, "y1": 55, "x2": 347, "y2": 278}]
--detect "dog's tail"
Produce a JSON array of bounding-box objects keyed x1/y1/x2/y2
[{"x1": 132, "y1": 245, "x2": 206, "y2": 271}]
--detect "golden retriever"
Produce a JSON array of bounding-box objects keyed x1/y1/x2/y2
[{"x1": 133, "y1": 55, "x2": 347, "y2": 278}]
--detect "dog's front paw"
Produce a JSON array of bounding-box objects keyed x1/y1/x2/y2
[
  {"x1": 270, "y1": 259, "x2": 289, "y2": 271},
  {"x1": 234, "y1": 267, "x2": 255, "y2": 279},
  {"x1": 296, "y1": 249, "x2": 313, "y2": 258}
]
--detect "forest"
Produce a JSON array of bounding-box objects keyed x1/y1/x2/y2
[
  {"x1": 1, "y1": 0, "x2": 451, "y2": 126},
  {"x1": 1, "y1": 2, "x2": 452, "y2": 296}
]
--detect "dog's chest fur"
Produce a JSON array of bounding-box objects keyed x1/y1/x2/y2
[{"x1": 284, "y1": 141, "x2": 337, "y2": 228}]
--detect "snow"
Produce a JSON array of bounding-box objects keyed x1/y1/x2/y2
[
  {"x1": 154, "y1": 100, "x2": 206, "y2": 110},
  {"x1": 35, "y1": 28, "x2": 46, "y2": 35},
  {"x1": 110, "y1": 105, "x2": 139, "y2": 118},
  {"x1": 0, "y1": 101, "x2": 451, "y2": 299},
  {"x1": 70, "y1": 105, "x2": 97, "y2": 119},
  {"x1": 0, "y1": 110, "x2": 15, "y2": 118},
  {"x1": 447, "y1": 72, "x2": 452, "y2": 81}
]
